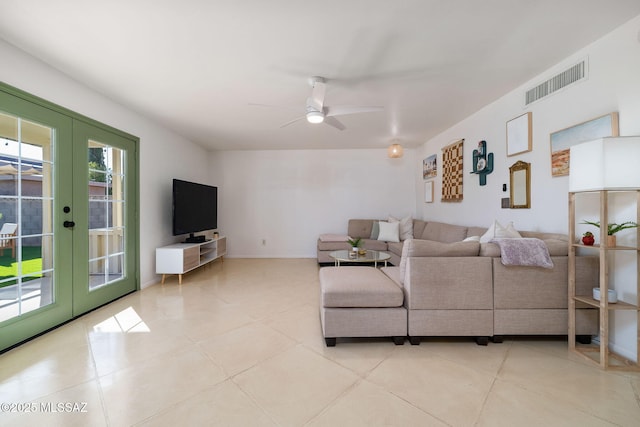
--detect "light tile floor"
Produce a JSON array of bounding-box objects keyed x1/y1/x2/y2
[{"x1": 1, "y1": 258, "x2": 639, "y2": 426}]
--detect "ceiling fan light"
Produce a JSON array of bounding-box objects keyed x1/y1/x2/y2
[
  {"x1": 388, "y1": 143, "x2": 403, "y2": 158},
  {"x1": 306, "y1": 111, "x2": 324, "y2": 124}
]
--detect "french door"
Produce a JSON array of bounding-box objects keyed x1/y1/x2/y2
[{"x1": 0, "y1": 84, "x2": 138, "y2": 351}]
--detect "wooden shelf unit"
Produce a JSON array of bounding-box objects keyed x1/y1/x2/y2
[
  {"x1": 156, "y1": 236, "x2": 226, "y2": 284},
  {"x1": 568, "y1": 189, "x2": 640, "y2": 370}
]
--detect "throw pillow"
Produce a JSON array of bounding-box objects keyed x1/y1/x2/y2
[
  {"x1": 389, "y1": 215, "x2": 414, "y2": 240},
  {"x1": 370, "y1": 221, "x2": 380, "y2": 239},
  {"x1": 504, "y1": 222, "x2": 522, "y2": 238},
  {"x1": 463, "y1": 236, "x2": 480, "y2": 242},
  {"x1": 480, "y1": 220, "x2": 521, "y2": 243},
  {"x1": 377, "y1": 221, "x2": 400, "y2": 243}
]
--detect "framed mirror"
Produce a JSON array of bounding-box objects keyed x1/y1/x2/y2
[{"x1": 509, "y1": 160, "x2": 530, "y2": 209}]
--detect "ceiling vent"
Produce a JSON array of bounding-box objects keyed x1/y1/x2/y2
[{"x1": 525, "y1": 58, "x2": 587, "y2": 106}]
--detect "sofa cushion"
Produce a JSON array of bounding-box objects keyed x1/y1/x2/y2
[
  {"x1": 543, "y1": 239, "x2": 569, "y2": 256},
  {"x1": 320, "y1": 266, "x2": 403, "y2": 308},
  {"x1": 378, "y1": 221, "x2": 400, "y2": 242},
  {"x1": 466, "y1": 226, "x2": 487, "y2": 238},
  {"x1": 389, "y1": 215, "x2": 413, "y2": 240},
  {"x1": 381, "y1": 266, "x2": 402, "y2": 287},
  {"x1": 360, "y1": 238, "x2": 388, "y2": 251},
  {"x1": 399, "y1": 238, "x2": 480, "y2": 283},
  {"x1": 520, "y1": 231, "x2": 569, "y2": 241},
  {"x1": 480, "y1": 238, "x2": 568, "y2": 257},
  {"x1": 317, "y1": 239, "x2": 351, "y2": 251},
  {"x1": 348, "y1": 219, "x2": 376, "y2": 239},
  {"x1": 404, "y1": 257, "x2": 493, "y2": 310},
  {"x1": 413, "y1": 220, "x2": 427, "y2": 240},
  {"x1": 386, "y1": 241, "x2": 403, "y2": 257},
  {"x1": 520, "y1": 232, "x2": 568, "y2": 256},
  {"x1": 420, "y1": 221, "x2": 468, "y2": 243},
  {"x1": 479, "y1": 242, "x2": 501, "y2": 257}
]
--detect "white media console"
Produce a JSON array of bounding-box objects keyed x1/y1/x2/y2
[{"x1": 155, "y1": 236, "x2": 227, "y2": 284}]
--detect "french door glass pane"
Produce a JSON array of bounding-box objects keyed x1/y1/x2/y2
[
  {"x1": 0, "y1": 112, "x2": 54, "y2": 322},
  {"x1": 88, "y1": 141, "x2": 125, "y2": 290}
]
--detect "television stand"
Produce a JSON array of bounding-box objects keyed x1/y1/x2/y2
[{"x1": 155, "y1": 236, "x2": 227, "y2": 284}]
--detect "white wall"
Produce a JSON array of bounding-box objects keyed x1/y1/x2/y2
[
  {"x1": 216, "y1": 149, "x2": 416, "y2": 258},
  {"x1": 417, "y1": 15, "x2": 640, "y2": 361},
  {"x1": 0, "y1": 39, "x2": 211, "y2": 289},
  {"x1": 417, "y1": 14, "x2": 640, "y2": 231}
]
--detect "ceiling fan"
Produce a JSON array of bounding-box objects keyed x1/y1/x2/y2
[{"x1": 255, "y1": 76, "x2": 383, "y2": 131}]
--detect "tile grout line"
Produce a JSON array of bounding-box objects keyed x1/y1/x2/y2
[
  {"x1": 228, "y1": 374, "x2": 287, "y2": 427},
  {"x1": 630, "y1": 377, "x2": 640, "y2": 409},
  {"x1": 84, "y1": 319, "x2": 112, "y2": 427},
  {"x1": 301, "y1": 378, "x2": 364, "y2": 426}
]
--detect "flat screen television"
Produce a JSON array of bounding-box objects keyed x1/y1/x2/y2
[{"x1": 172, "y1": 179, "x2": 217, "y2": 242}]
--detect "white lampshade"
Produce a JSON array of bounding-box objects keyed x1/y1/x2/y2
[{"x1": 569, "y1": 136, "x2": 640, "y2": 191}]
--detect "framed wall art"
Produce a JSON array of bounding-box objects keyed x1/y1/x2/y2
[
  {"x1": 441, "y1": 139, "x2": 464, "y2": 202},
  {"x1": 506, "y1": 112, "x2": 532, "y2": 157},
  {"x1": 423, "y1": 154, "x2": 437, "y2": 179},
  {"x1": 550, "y1": 112, "x2": 619, "y2": 177},
  {"x1": 424, "y1": 180, "x2": 434, "y2": 203}
]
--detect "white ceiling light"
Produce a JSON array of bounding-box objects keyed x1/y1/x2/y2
[
  {"x1": 388, "y1": 141, "x2": 403, "y2": 158},
  {"x1": 306, "y1": 110, "x2": 325, "y2": 124}
]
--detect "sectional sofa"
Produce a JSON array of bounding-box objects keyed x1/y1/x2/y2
[{"x1": 318, "y1": 218, "x2": 599, "y2": 344}]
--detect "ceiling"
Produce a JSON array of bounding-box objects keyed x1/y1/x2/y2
[{"x1": 1, "y1": 1, "x2": 639, "y2": 151}]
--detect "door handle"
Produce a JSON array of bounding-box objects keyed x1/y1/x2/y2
[{"x1": 63, "y1": 220, "x2": 75, "y2": 228}]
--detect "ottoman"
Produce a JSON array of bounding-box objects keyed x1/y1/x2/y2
[{"x1": 319, "y1": 266, "x2": 407, "y2": 346}]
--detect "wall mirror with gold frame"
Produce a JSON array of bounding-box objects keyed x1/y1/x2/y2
[{"x1": 509, "y1": 160, "x2": 530, "y2": 209}]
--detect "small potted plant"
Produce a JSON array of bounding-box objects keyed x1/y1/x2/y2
[
  {"x1": 581, "y1": 220, "x2": 638, "y2": 247},
  {"x1": 347, "y1": 237, "x2": 363, "y2": 258},
  {"x1": 581, "y1": 231, "x2": 594, "y2": 246}
]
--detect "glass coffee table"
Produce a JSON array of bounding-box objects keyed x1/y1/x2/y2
[{"x1": 329, "y1": 250, "x2": 391, "y2": 267}]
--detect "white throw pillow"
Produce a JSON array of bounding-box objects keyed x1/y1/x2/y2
[
  {"x1": 463, "y1": 236, "x2": 481, "y2": 242},
  {"x1": 480, "y1": 220, "x2": 521, "y2": 243},
  {"x1": 377, "y1": 221, "x2": 400, "y2": 243},
  {"x1": 504, "y1": 222, "x2": 522, "y2": 238},
  {"x1": 389, "y1": 215, "x2": 414, "y2": 240}
]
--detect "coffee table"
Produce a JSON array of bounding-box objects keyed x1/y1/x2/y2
[{"x1": 329, "y1": 250, "x2": 391, "y2": 267}]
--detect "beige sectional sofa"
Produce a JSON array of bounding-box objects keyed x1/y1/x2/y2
[
  {"x1": 318, "y1": 218, "x2": 599, "y2": 345},
  {"x1": 318, "y1": 219, "x2": 487, "y2": 266}
]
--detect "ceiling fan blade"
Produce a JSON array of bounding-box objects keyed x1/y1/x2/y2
[
  {"x1": 325, "y1": 105, "x2": 384, "y2": 117},
  {"x1": 279, "y1": 115, "x2": 306, "y2": 128},
  {"x1": 323, "y1": 116, "x2": 346, "y2": 131}
]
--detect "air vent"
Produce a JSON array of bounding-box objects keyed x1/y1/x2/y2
[{"x1": 525, "y1": 59, "x2": 587, "y2": 105}]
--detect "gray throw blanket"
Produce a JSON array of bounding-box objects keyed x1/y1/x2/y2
[{"x1": 490, "y1": 238, "x2": 554, "y2": 268}]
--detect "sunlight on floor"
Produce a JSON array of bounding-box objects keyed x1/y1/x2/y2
[{"x1": 92, "y1": 306, "x2": 150, "y2": 333}]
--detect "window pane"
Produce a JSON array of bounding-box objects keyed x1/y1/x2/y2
[{"x1": 0, "y1": 114, "x2": 55, "y2": 322}]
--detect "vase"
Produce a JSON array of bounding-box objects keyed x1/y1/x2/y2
[
  {"x1": 606, "y1": 235, "x2": 616, "y2": 247},
  {"x1": 582, "y1": 235, "x2": 594, "y2": 246}
]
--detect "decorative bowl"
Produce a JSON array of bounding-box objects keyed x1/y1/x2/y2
[{"x1": 592, "y1": 287, "x2": 617, "y2": 303}]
